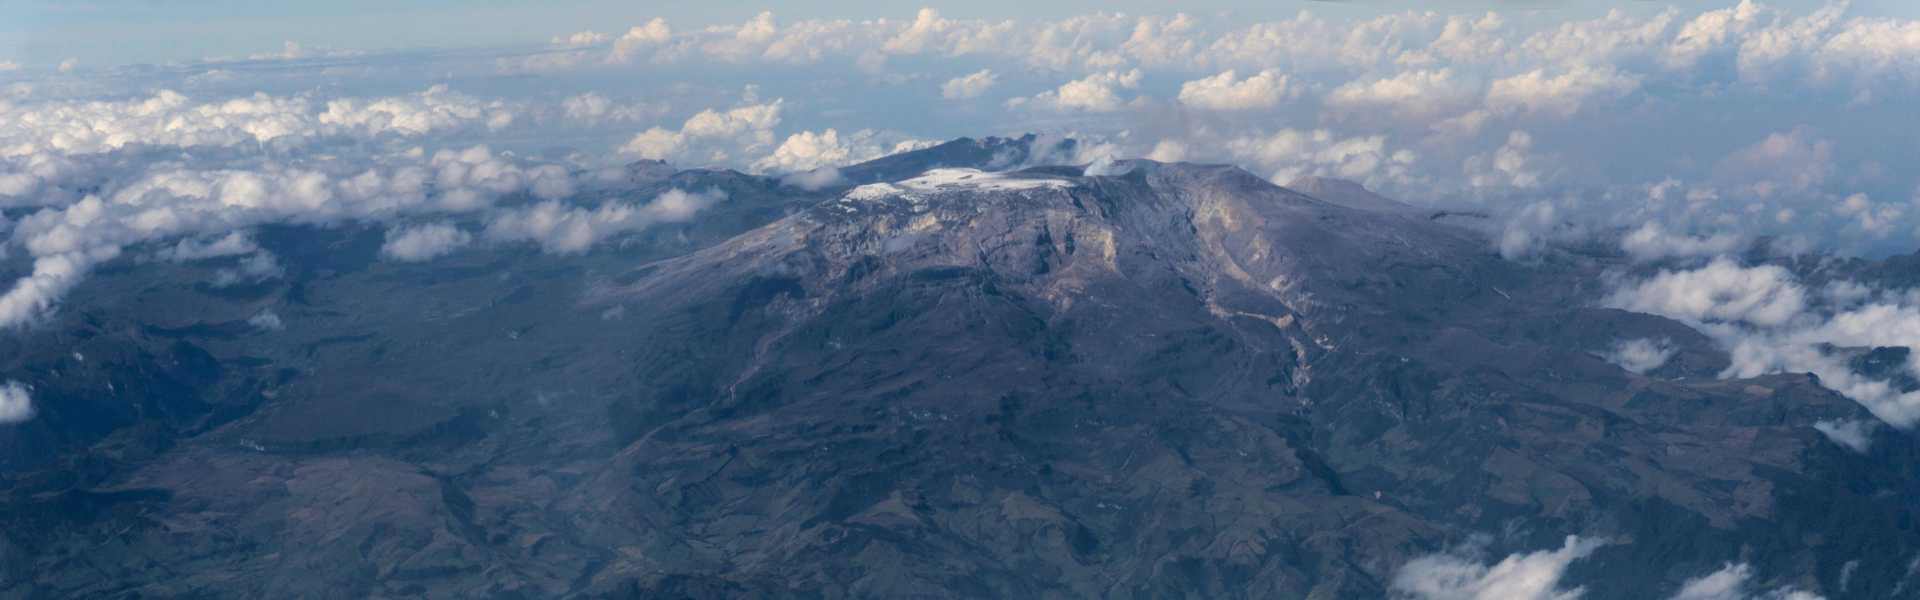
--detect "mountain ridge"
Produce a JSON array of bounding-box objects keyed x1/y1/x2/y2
[{"x1": 0, "y1": 138, "x2": 1914, "y2": 598}]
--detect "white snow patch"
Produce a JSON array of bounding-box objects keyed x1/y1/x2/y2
[
  {"x1": 898, "y1": 168, "x2": 1073, "y2": 192},
  {"x1": 845, "y1": 182, "x2": 904, "y2": 201},
  {"x1": 844, "y1": 168, "x2": 1073, "y2": 204}
]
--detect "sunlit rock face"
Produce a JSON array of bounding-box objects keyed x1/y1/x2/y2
[{"x1": 0, "y1": 137, "x2": 1914, "y2": 599}]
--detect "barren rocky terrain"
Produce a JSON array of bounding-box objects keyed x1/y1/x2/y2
[{"x1": 1, "y1": 137, "x2": 1914, "y2": 598}]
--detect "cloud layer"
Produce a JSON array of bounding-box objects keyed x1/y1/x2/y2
[
  {"x1": 1605, "y1": 257, "x2": 1920, "y2": 435},
  {"x1": 1393, "y1": 540, "x2": 1823, "y2": 600},
  {"x1": 1391, "y1": 536, "x2": 1604, "y2": 600},
  {"x1": 5, "y1": 4, "x2": 1920, "y2": 433}
]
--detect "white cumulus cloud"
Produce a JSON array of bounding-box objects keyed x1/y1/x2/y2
[
  {"x1": 1620, "y1": 222, "x2": 1744, "y2": 263},
  {"x1": 1326, "y1": 69, "x2": 1476, "y2": 122},
  {"x1": 0, "y1": 381, "x2": 33, "y2": 425},
  {"x1": 1487, "y1": 65, "x2": 1640, "y2": 118},
  {"x1": 1605, "y1": 338, "x2": 1677, "y2": 374},
  {"x1": 1014, "y1": 69, "x2": 1142, "y2": 113},
  {"x1": 941, "y1": 69, "x2": 998, "y2": 100},
  {"x1": 619, "y1": 96, "x2": 783, "y2": 164},
  {"x1": 381, "y1": 223, "x2": 473, "y2": 262},
  {"x1": 1392, "y1": 535, "x2": 1607, "y2": 600},
  {"x1": 483, "y1": 188, "x2": 723, "y2": 254},
  {"x1": 1668, "y1": 562, "x2": 1825, "y2": 600},
  {"x1": 1176, "y1": 69, "x2": 1291, "y2": 110}
]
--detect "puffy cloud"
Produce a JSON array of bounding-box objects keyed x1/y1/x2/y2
[
  {"x1": 755, "y1": 18, "x2": 868, "y2": 65},
  {"x1": 210, "y1": 251, "x2": 283, "y2": 287},
  {"x1": 381, "y1": 222, "x2": 472, "y2": 262},
  {"x1": 885, "y1": 8, "x2": 956, "y2": 55},
  {"x1": 1721, "y1": 340, "x2": 1920, "y2": 428},
  {"x1": 754, "y1": 129, "x2": 853, "y2": 173},
  {"x1": 0, "y1": 145, "x2": 565, "y2": 328},
  {"x1": 1486, "y1": 65, "x2": 1640, "y2": 118},
  {"x1": 1736, "y1": 3, "x2": 1846, "y2": 81},
  {"x1": 750, "y1": 128, "x2": 931, "y2": 175},
  {"x1": 1325, "y1": 69, "x2": 1476, "y2": 122},
  {"x1": 0, "y1": 381, "x2": 32, "y2": 425},
  {"x1": 483, "y1": 188, "x2": 722, "y2": 254},
  {"x1": 1146, "y1": 139, "x2": 1190, "y2": 163},
  {"x1": 1497, "y1": 200, "x2": 1562, "y2": 260},
  {"x1": 1014, "y1": 69, "x2": 1142, "y2": 113},
  {"x1": 554, "y1": 30, "x2": 610, "y2": 47},
  {"x1": 1727, "y1": 297, "x2": 1920, "y2": 426},
  {"x1": 10, "y1": 1, "x2": 1920, "y2": 353},
  {"x1": 1205, "y1": 11, "x2": 1435, "y2": 73},
  {"x1": 619, "y1": 96, "x2": 783, "y2": 164},
  {"x1": 1604, "y1": 258, "x2": 1806, "y2": 327},
  {"x1": 1224, "y1": 128, "x2": 1416, "y2": 187},
  {"x1": 884, "y1": 9, "x2": 1014, "y2": 57},
  {"x1": 1413, "y1": 13, "x2": 1508, "y2": 65},
  {"x1": 462, "y1": 1, "x2": 1920, "y2": 116},
  {"x1": 1391, "y1": 535, "x2": 1606, "y2": 600},
  {"x1": 1, "y1": 90, "x2": 301, "y2": 158},
  {"x1": 1832, "y1": 192, "x2": 1905, "y2": 238},
  {"x1": 0, "y1": 86, "x2": 568, "y2": 327},
  {"x1": 1604, "y1": 338, "x2": 1676, "y2": 374},
  {"x1": 1669, "y1": 562, "x2": 1825, "y2": 600},
  {"x1": 1024, "y1": 13, "x2": 1135, "y2": 71},
  {"x1": 320, "y1": 85, "x2": 515, "y2": 135},
  {"x1": 1467, "y1": 131, "x2": 1544, "y2": 190},
  {"x1": 1176, "y1": 69, "x2": 1291, "y2": 111},
  {"x1": 530, "y1": 9, "x2": 1032, "y2": 71},
  {"x1": 1620, "y1": 222, "x2": 1744, "y2": 263},
  {"x1": 560, "y1": 93, "x2": 662, "y2": 123},
  {"x1": 620, "y1": 128, "x2": 686, "y2": 161},
  {"x1": 1664, "y1": 1, "x2": 1767, "y2": 70},
  {"x1": 1714, "y1": 128, "x2": 1834, "y2": 198},
  {"x1": 528, "y1": 166, "x2": 575, "y2": 201},
  {"x1": 1817, "y1": 16, "x2": 1920, "y2": 83},
  {"x1": 1604, "y1": 259, "x2": 1920, "y2": 427},
  {"x1": 248, "y1": 309, "x2": 284, "y2": 331},
  {"x1": 679, "y1": 100, "x2": 781, "y2": 139},
  {"x1": 149, "y1": 232, "x2": 291, "y2": 288},
  {"x1": 941, "y1": 69, "x2": 998, "y2": 100},
  {"x1": 0, "y1": 248, "x2": 117, "y2": 330},
  {"x1": 668, "y1": 12, "x2": 868, "y2": 65},
  {"x1": 1813, "y1": 419, "x2": 1874, "y2": 453},
  {"x1": 1517, "y1": 8, "x2": 1676, "y2": 68},
  {"x1": 155, "y1": 231, "x2": 258, "y2": 262},
  {"x1": 1122, "y1": 14, "x2": 1200, "y2": 67},
  {"x1": 0, "y1": 152, "x2": 78, "y2": 203},
  {"x1": 0, "y1": 86, "x2": 510, "y2": 175},
  {"x1": 781, "y1": 168, "x2": 845, "y2": 191},
  {"x1": 609, "y1": 18, "x2": 673, "y2": 63}
]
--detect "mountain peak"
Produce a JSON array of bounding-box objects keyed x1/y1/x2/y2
[
  {"x1": 838, "y1": 134, "x2": 1080, "y2": 184},
  {"x1": 1286, "y1": 175, "x2": 1416, "y2": 213}
]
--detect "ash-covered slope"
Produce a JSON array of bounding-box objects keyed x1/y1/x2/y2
[
  {"x1": 0, "y1": 140, "x2": 1915, "y2": 598},
  {"x1": 581, "y1": 160, "x2": 1911, "y2": 598}
]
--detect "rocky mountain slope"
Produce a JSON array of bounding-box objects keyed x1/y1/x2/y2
[{"x1": 0, "y1": 137, "x2": 1914, "y2": 598}]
